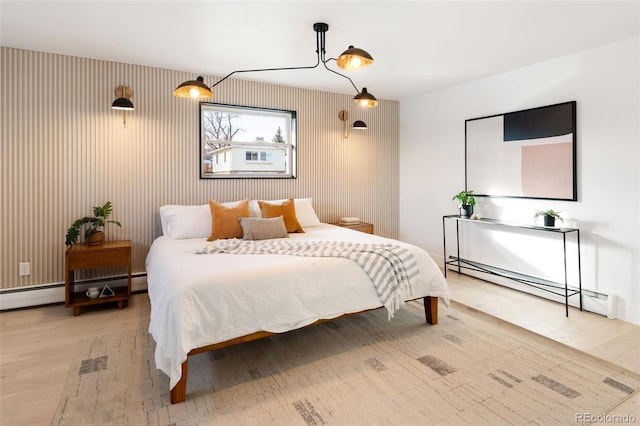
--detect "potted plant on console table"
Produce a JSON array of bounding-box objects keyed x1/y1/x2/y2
[
  {"x1": 65, "y1": 201, "x2": 122, "y2": 246},
  {"x1": 534, "y1": 209, "x2": 563, "y2": 227},
  {"x1": 452, "y1": 190, "x2": 476, "y2": 218}
]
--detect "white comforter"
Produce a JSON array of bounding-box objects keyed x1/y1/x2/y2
[{"x1": 146, "y1": 224, "x2": 450, "y2": 389}]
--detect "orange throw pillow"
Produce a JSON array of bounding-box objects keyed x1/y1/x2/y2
[
  {"x1": 258, "y1": 198, "x2": 305, "y2": 233},
  {"x1": 207, "y1": 199, "x2": 250, "y2": 241}
]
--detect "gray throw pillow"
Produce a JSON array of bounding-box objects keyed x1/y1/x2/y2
[{"x1": 239, "y1": 216, "x2": 289, "y2": 240}]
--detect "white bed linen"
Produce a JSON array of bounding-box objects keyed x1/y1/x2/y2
[{"x1": 146, "y1": 224, "x2": 450, "y2": 389}]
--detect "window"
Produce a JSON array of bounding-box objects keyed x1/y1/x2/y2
[
  {"x1": 245, "y1": 151, "x2": 272, "y2": 162},
  {"x1": 200, "y1": 103, "x2": 297, "y2": 179}
]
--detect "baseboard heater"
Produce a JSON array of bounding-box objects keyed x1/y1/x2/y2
[
  {"x1": 0, "y1": 273, "x2": 148, "y2": 311},
  {"x1": 446, "y1": 256, "x2": 614, "y2": 319}
]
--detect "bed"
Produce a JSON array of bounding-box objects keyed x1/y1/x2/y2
[{"x1": 146, "y1": 199, "x2": 450, "y2": 403}]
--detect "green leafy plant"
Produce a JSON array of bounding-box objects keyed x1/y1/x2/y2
[
  {"x1": 534, "y1": 209, "x2": 563, "y2": 222},
  {"x1": 65, "y1": 201, "x2": 122, "y2": 246},
  {"x1": 452, "y1": 190, "x2": 476, "y2": 208}
]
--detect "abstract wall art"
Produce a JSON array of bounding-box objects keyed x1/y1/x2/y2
[{"x1": 465, "y1": 101, "x2": 577, "y2": 201}]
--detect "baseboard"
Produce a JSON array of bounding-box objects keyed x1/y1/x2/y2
[
  {"x1": 0, "y1": 274, "x2": 148, "y2": 311},
  {"x1": 446, "y1": 263, "x2": 615, "y2": 319}
]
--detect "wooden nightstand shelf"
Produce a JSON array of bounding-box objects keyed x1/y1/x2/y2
[
  {"x1": 331, "y1": 222, "x2": 374, "y2": 234},
  {"x1": 64, "y1": 240, "x2": 132, "y2": 316}
]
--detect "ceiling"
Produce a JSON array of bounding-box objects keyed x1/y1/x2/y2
[{"x1": 1, "y1": 1, "x2": 639, "y2": 101}]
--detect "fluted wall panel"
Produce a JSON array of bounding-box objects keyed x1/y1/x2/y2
[{"x1": 1, "y1": 47, "x2": 399, "y2": 290}]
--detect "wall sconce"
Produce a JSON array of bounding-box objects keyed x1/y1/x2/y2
[
  {"x1": 111, "y1": 85, "x2": 134, "y2": 124},
  {"x1": 338, "y1": 110, "x2": 367, "y2": 139}
]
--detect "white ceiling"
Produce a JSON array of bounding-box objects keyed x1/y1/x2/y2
[{"x1": 1, "y1": 1, "x2": 639, "y2": 101}]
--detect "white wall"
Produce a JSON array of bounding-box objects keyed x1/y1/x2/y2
[{"x1": 399, "y1": 37, "x2": 640, "y2": 325}]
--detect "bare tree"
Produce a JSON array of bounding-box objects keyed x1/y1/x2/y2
[{"x1": 202, "y1": 112, "x2": 245, "y2": 150}]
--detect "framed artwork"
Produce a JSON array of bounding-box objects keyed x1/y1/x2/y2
[
  {"x1": 465, "y1": 101, "x2": 577, "y2": 201},
  {"x1": 199, "y1": 103, "x2": 297, "y2": 179}
]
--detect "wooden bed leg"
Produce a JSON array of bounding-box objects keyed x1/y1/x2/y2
[
  {"x1": 170, "y1": 359, "x2": 188, "y2": 404},
  {"x1": 424, "y1": 296, "x2": 438, "y2": 325}
]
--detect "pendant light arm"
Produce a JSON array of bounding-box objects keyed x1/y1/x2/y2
[
  {"x1": 322, "y1": 59, "x2": 359, "y2": 94},
  {"x1": 316, "y1": 32, "x2": 358, "y2": 94},
  {"x1": 209, "y1": 26, "x2": 325, "y2": 90},
  {"x1": 209, "y1": 59, "x2": 321, "y2": 90}
]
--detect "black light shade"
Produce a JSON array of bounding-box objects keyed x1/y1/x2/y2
[
  {"x1": 112, "y1": 85, "x2": 135, "y2": 124},
  {"x1": 174, "y1": 76, "x2": 213, "y2": 98},
  {"x1": 111, "y1": 97, "x2": 134, "y2": 110},
  {"x1": 337, "y1": 45, "x2": 374, "y2": 70},
  {"x1": 353, "y1": 87, "x2": 378, "y2": 108},
  {"x1": 338, "y1": 110, "x2": 368, "y2": 139},
  {"x1": 352, "y1": 120, "x2": 367, "y2": 129}
]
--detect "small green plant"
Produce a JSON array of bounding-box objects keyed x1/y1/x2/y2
[
  {"x1": 452, "y1": 190, "x2": 476, "y2": 208},
  {"x1": 534, "y1": 209, "x2": 563, "y2": 222},
  {"x1": 65, "y1": 201, "x2": 121, "y2": 246},
  {"x1": 534, "y1": 209, "x2": 564, "y2": 226}
]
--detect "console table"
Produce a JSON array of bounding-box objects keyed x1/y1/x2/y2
[{"x1": 442, "y1": 215, "x2": 582, "y2": 316}]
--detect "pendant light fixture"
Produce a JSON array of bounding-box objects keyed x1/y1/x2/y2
[
  {"x1": 174, "y1": 76, "x2": 212, "y2": 99},
  {"x1": 174, "y1": 22, "x2": 377, "y2": 108},
  {"x1": 336, "y1": 46, "x2": 374, "y2": 70},
  {"x1": 353, "y1": 88, "x2": 378, "y2": 108}
]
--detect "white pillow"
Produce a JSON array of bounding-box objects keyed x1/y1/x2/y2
[
  {"x1": 293, "y1": 198, "x2": 322, "y2": 227},
  {"x1": 248, "y1": 200, "x2": 262, "y2": 218},
  {"x1": 249, "y1": 198, "x2": 321, "y2": 227},
  {"x1": 159, "y1": 205, "x2": 210, "y2": 239}
]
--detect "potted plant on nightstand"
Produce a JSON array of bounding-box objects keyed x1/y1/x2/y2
[
  {"x1": 452, "y1": 190, "x2": 476, "y2": 218},
  {"x1": 65, "y1": 201, "x2": 122, "y2": 247},
  {"x1": 534, "y1": 209, "x2": 563, "y2": 227}
]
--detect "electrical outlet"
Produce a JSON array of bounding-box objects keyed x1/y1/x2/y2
[{"x1": 19, "y1": 262, "x2": 30, "y2": 276}]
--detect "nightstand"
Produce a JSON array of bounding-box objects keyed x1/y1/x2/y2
[
  {"x1": 331, "y1": 222, "x2": 374, "y2": 234},
  {"x1": 64, "y1": 240, "x2": 132, "y2": 316}
]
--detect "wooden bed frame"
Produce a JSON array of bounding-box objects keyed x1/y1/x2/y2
[{"x1": 169, "y1": 295, "x2": 438, "y2": 403}]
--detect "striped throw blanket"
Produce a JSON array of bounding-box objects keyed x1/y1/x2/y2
[{"x1": 197, "y1": 239, "x2": 420, "y2": 318}]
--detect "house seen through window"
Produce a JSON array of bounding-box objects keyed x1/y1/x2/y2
[{"x1": 200, "y1": 103, "x2": 296, "y2": 178}]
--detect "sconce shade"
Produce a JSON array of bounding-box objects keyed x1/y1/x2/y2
[
  {"x1": 352, "y1": 120, "x2": 367, "y2": 129},
  {"x1": 353, "y1": 87, "x2": 378, "y2": 108},
  {"x1": 111, "y1": 97, "x2": 134, "y2": 110},
  {"x1": 174, "y1": 76, "x2": 213, "y2": 98},
  {"x1": 337, "y1": 45, "x2": 374, "y2": 70},
  {"x1": 338, "y1": 110, "x2": 368, "y2": 139},
  {"x1": 112, "y1": 85, "x2": 134, "y2": 124}
]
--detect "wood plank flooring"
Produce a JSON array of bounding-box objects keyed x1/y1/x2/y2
[
  {"x1": 1, "y1": 294, "x2": 151, "y2": 425},
  {"x1": 1, "y1": 273, "x2": 638, "y2": 425},
  {"x1": 446, "y1": 272, "x2": 640, "y2": 423}
]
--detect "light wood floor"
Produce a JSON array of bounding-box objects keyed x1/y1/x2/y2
[
  {"x1": 446, "y1": 272, "x2": 640, "y2": 423},
  {"x1": 1, "y1": 273, "x2": 638, "y2": 425}
]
